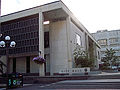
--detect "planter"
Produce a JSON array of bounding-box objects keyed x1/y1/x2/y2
[{"x1": 32, "y1": 56, "x2": 45, "y2": 64}]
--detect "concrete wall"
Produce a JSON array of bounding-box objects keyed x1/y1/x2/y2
[
  {"x1": 96, "y1": 46, "x2": 101, "y2": 68},
  {"x1": 70, "y1": 20, "x2": 85, "y2": 67},
  {"x1": 49, "y1": 20, "x2": 68, "y2": 75},
  {"x1": 9, "y1": 56, "x2": 39, "y2": 74},
  {"x1": 30, "y1": 56, "x2": 39, "y2": 73},
  {"x1": 70, "y1": 21, "x2": 85, "y2": 49},
  {"x1": 16, "y1": 57, "x2": 26, "y2": 73},
  {"x1": 45, "y1": 54, "x2": 50, "y2": 73}
]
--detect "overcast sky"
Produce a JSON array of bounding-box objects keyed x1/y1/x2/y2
[{"x1": 1, "y1": 0, "x2": 120, "y2": 33}]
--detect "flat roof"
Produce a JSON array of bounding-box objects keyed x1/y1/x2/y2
[
  {"x1": 1, "y1": 0, "x2": 60, "y2": 17},
  {"x1": 0, "y1": 0, "x2": 100, "y2": 48}
]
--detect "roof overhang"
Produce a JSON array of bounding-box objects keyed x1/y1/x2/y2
[
  {"x1": 43, "y1": 8, "x2": 68, "y2": 21},
  {"x1": 0, "y1": 1, "x2": 68, "y2": 22},
  {"x1": 0, "y1": 0, "x2": 100, "y2": 48}
]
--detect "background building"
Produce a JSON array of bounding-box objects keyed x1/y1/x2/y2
[
  {"x1": 0, "y1": 1, "x2": 100, "y2": 76},
  {"x1": 92, "y1": 30, "x2": 120, "y2": 60}
]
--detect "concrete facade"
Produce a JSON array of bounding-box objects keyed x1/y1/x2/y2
[
  {"x1": 92, "y1": 30, "x2": 120, "y2": 60},
  {"x1": 0, "y1": 1, "x2": 100, "y2": 76}
]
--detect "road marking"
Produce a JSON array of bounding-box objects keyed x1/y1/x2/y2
[
  {"x1": 51, "y1": 83, "x2": 56, "y2": 85},
  {"x1": 39, "y1": 82, "x2": 57, "y2": 88},
  {"x1": 40, "y1": 85, "x2": 45, "y2": 87}
]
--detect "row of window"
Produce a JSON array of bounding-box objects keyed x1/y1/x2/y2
[
  {"x1": 1, "y1": 17, "x2": 39, "y2": 31},
  {"x1": 9, "y1": 32, "x2": 39, "y2": 41},
  {"x1": 0, "y1": 15, "x2": 40, "y2": 55},
  {"x1": 109, "y1": 38, "x2": 118, "y2": 43},
  {"x1": 98, "y1": 39, "x2": 107, "y2": 45},
  {"x1": 9, "y1": 45, "x2": 39, "y2": 54},
  {"x1": 0, "y1": 45, "x2": 39, "y2": 55},
  {"x1": 3, "y1": 25, "x2": 39, "y2": 36},
  {"x1": 16, "y1": 38, "x2": 39, "y2": 47},
  {"x1": 98, "y1": 38, "x2": 119, "y2": 46}
]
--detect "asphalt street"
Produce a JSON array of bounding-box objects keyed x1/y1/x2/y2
[{"x1": 2, "y1": 79, "x2": 120, "y2": 90}]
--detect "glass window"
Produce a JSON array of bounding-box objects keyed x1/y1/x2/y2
[
  {"x1": 31, "y1": 32, "x2": 33, "y2": 38},
  {"x1": 76, "y1": 34, "x2": 81, "y2": 46},
  {"x1": 98, "y1": 51, "x2": 100, "y2": 59},
  {"x1": 31, "y1": 46, "x2": 33, "y2": 51},
  {"x1": 109, "y1": 38, "x2": 118, "y2": 44},
  {"x1": 44, "y1": 32, "x2": 49, "y2": 48},
  {"x1": 97, "y1": 39, "x2": 107, "y2": 45}
]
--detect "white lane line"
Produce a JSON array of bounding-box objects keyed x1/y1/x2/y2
[
  {"x1": 40, "y1": 85, "x2": 45, "y2": 87},
  {"x1": 39, "y1": 82, "x2": 57, "y2": 88}
]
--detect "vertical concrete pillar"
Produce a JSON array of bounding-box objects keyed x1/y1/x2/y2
[
  {"x1": 39, "y1": 12, "x2": 45, "y2": 76},
  {"x1": 93, "y1": 42, "x2": 98, "y2": 69},
  {"x1": 85, "y1": 33, "x2": 89, "y2": 51},
  {"x1": 66, "y1": 16, "x2": 72, "y2": 68},
  {"x1": 94, "y1": 43, "x2": 100, "y2": 70}
]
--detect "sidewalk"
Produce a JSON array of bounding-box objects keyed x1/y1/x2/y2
[
  {"x1": 0, "y1": 84, "x2": 33, "y2": 90},
  {"x1": 1, "y1": 71, "x2": 120, "y2": 87},
  {"x1": 58, "y1": 79, "x2": 120, "y2": 83},
  {"x1": 93, "y1": 71, "x2": 120, "y2": 76}
]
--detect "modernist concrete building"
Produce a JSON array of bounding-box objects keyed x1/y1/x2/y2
[
  {"x1": 92, "y1": 30, "x2": 120, "y2": 60},
  {"x1": 0, "y1": 1, "x2": 100, "y2": 76}
]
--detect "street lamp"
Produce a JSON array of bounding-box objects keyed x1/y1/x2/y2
[
  {"x1": 0, "y1": 35, "x2": 16, "y2": 74},
  {"x1": 0, "y1": 34, "x2": 2, "y2": 37}
]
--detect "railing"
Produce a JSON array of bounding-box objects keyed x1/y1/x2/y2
[{"x1": 59, "y1": 68, "x2": 90, "y2": 75}]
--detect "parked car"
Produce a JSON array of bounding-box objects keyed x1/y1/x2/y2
[{"x1": 111, "y1": 66, "x2": 117, "y2": 70}]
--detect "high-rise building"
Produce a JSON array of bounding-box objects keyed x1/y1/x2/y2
[{"x1": 92, "y1": 30, "x2": 120, "y2": 60}]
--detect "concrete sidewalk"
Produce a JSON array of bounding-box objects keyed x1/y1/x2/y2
[
  {"x1": 0, "y1": 84, "x2": 32, "y2": 89},
  {"x1": 91, "y1": 71, "x2": 120, "y2": 76},
  {"x1": 58, "y1": 79, "x2": 120, "y2": 83}
]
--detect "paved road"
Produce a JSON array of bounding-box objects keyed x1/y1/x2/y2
[{"x1": 0, "y1": 79, "x2": 117, "y2": 90}]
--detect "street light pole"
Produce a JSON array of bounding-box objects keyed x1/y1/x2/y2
[
  {"x1": 0, "y1": 36, "x2": 16, "y2": 74},
  {"x1": 6, "y1": 45, "x2": 9, "y2": 74},
  {"x1": 5, "y1": 36, "x2": 10, "y2": 74},
  {"x1": 0, "y1": 35, "x2": 16, "y2": 89}
]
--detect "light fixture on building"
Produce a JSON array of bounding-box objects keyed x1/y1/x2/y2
[{"x1": 43, "y1": 21, "x2": 50, "y2": 25}]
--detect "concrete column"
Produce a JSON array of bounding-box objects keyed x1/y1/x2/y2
[
  {"x1": 66, "y1": 16, "x2": 72, "y2": 68},
  {"x1": 39, "y1": 12, "x2": 45, "y2": 76},
  {"x1": 93, "y1": 42, "x2": 98, "y2": 69},
  {"x1": 85, "y1": 33, "x2": 89, "y2": 51}
]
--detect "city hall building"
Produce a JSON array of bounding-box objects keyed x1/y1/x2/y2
[{"x1": 0, "y1": 1, "x2": 100, "y2": 76}]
